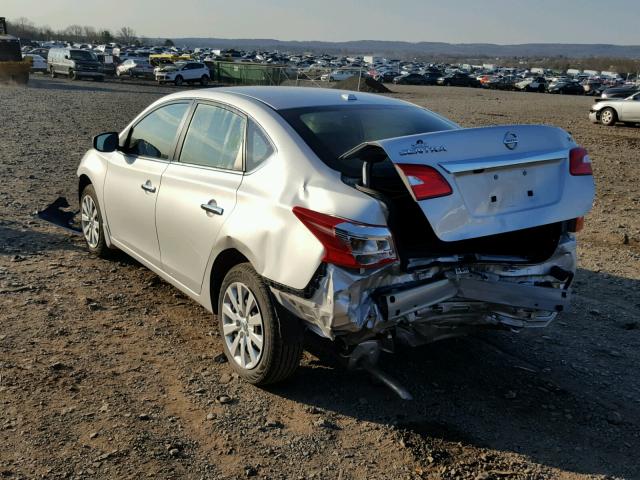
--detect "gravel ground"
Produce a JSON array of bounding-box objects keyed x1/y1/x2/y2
[{"x1": 1, "y1": 77, "x2": 639, "y2": 480}]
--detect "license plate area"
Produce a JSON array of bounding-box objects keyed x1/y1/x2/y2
[{"x1": 453, "y1": 159, "x2": 563, "y2": 217}]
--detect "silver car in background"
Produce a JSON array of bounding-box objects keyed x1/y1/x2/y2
[
  {"x1": 589, "y1": 92, "x2": 640, "y2": 126},
  {"x1": 77, "y1": 87, "x2": 594, "y2": 386}
]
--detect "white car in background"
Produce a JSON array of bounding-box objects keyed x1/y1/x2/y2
[
  {"x1": 155, "y1": 61, "x2": 210, "y2": 86},
  {"x1": 77, "y1": 87, "x2": 594, "y2": 387},
  {"x1": 116, "y1": 59, "x2": 155, "y2": 79},
  {"x1": 589, "y1": 92, "x2": 640, "y2": 126},
  {"x1": 23, "y1": 54, "x2": 47, "y2": 73},
  {"x1": 321, "y1": 70, "x2": 359, "y2": 82}
]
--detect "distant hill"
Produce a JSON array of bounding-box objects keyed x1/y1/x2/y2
[{"x1": 169, "y1": 38, "x2": 640, "y2": 59}]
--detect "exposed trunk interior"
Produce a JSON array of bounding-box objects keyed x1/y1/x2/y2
[{"x1": 344, "y1": 159, "x2": 564, "y2": 270}]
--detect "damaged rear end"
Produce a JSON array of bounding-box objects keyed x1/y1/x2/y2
[{"x1": 272, "y1": 124, "x2": 595, "y2": 347}]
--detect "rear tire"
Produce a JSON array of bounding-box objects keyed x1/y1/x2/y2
[
  {"x1": 200, "y1": 74, "x2": 209, "y2": 86},
  {"x1": 217, "y1": 263, "x2": 303, "y2": 385},
  {"x1": 600, "y1": 107, "x2": 617, "y2": 127},
  {"x1": 50, "y1": 67, "x2": 57, "y2": 78},
  {"x1": 69, "y1": 69, "x2": 77, "y2": 80}
]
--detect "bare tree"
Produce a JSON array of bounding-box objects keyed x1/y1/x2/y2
[
  {"x1": 83, "y1": 26, "x2": 97, "y2": 42},
  {"x1": 65, "y1": 24, "x2": 84, "y2": 43},
  {"x1": 118, "y1": 26, "x2": 137, "y2": 45}
]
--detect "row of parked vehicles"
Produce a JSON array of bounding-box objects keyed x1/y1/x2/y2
[
  {"x1": 378, "y1": 69, "x2": 638, "y2": 97},
  {"x1": 24, "y1": 46, "x2": 212, "y2": 86}
]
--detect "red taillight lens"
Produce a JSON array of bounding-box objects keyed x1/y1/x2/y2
[
  {"x1": 569, "y1": 147, "x2": 593, "y2": 176},
  {"x1": 568, "y1": 216, "x2": 585, "y2": 233},
  {"x1": 292, "y1": 207, "x2": 397, "y2": 269},
  {"x1": 396, "y1": 164, "x2": 452, "y2": 200}
]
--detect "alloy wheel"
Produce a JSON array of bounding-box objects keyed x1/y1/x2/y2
[
  {"x1": 81, "y1": 195, "x2": 100, "y2": 249},
  {"x1": 221, "y1": 282, "x2": 264, "y2": 369}
]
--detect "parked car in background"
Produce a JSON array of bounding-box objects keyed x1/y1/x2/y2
[
  {"x1": 515, "y1": 76, "x2": 547, "y2": 92},
  {"x1": 155, "y1": 61, "x2": 210, "y2": 86},
  {"x1": 437, "y1": 72, "x2": 480, "y2": 87},
  {"x1": 27, "y1": 47, "x2": 50, "y2": 59},
  {"x1": 117, "y1": 58, "x2": 155, "y2": 79},
  {"x1": 23, "y1": 54, "x2": 47, "y2": 73},
  {"x1": 484, "y1": 75, "x2": 516, "y2": 90},
  {"x1": 547, "y1": 80, "x2": 584, "y2": 95},
  {"x1": 376, "y1": 71, "x2": 399, "y2": 83},
  {"x1": 590, "y1": 92, "x2": 640, "y2": 126},
  {"x1": 582, "y1": 80, "x2": 605, "y2": 96},
  {"x1": 320, "y1": 70, "x2": 358, "y2": 82},
  {"x1": 96, "y1": 53, "x2": 116, "y2": 76},
  {"x1": 392, "y1": 73, "x2": 429, "y2": 85},
  {"x1": 599, "y1": 85, "x2": 639, "y2": 100},
  {"x1": 422, "y1": 71, "x2": 441, "y2": 85},
  {"x1": 47, "y1": 47, "x2": 105, "y2": 81},
  {"x1": 78, "y1": 87, "x2": 594, "y2": 386}
]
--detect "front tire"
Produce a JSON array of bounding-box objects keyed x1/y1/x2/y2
[
  {"x1": 600, "y1": 107, "x2": 617, "y2": 126},
  {"x1": 69, "y1": 69, "x2": 77, "y2": 80},
  {"x1": 174, "y1": 75, "x2": 183, "y2": 86},
  {"x1": 200, "y1": 74, "x2": 209, "y2": 86},
  {"x1": 50, "y1": 67, "x2": 57, "y2": 78},
  {"x1": 218, "y1": 263, "x2": 303, "y2": 385},
  {"x1": 80, "y1": 185, "x2": 110, "y2": 257}
]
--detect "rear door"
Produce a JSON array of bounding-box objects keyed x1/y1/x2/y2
[
  {"x1": 103, "y1": 102, "x2": 190, "y2": 265},
  {"x1": 155, "y1": 102, "x2": 245, "y2": 294},
  {"x1": 344, "y1": 125, "x2": 595, "y2": 242}
]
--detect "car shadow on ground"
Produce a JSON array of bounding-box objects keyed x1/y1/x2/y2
[
  {"x1": 267, "y1": 268, "x2": 640, "y2": 479},
  {"x1": 0, "y1": 223, "x2": 81, "y2": 255}
]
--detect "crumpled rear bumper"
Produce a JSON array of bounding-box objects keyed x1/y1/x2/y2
[{"x1": 271, "y1": 235, "x2": 576, "y2": 341}]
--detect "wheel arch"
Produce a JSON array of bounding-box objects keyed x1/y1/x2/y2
[
  {"x1": 209, "y1": 248, "x2": 250, "y2": 314},
  {"x1": 78, "y1": 174, "x2": 92, "y2": 201}
]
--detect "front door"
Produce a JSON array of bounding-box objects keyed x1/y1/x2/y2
[
  {"x1": 156, "y1": 102, "x2": 246, "y2": 293},
  {"x1": 103, "y1": 102, "x2": 190, "y2": 265}
]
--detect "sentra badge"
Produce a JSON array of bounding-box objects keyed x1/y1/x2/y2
[{"x1": 399, "y1": 139, "x2": 447, "y2": 156}]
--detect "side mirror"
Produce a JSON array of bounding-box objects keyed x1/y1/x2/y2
[
  {"x1": 93, "y1": 132, "x2": 119, "y2": 153},
  {"x1": 64, "y1": 55, "x2": 69, "y2": 60}
]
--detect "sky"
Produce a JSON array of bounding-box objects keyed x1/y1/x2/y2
[{"x1": 3, "y1": 0, "x2": 639, "y2": 45}]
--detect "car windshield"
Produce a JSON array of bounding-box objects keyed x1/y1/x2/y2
[
  {"x1": 278, "y1": 104, "x2": 455, "y2": 176},
  {"x1": 70, "y1": 50, "x2": 97, "y2": 61}
]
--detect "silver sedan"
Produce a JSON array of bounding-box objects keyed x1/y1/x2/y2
[
  {"x1": 77, "y1": 87, "x2": 594, "y2": 386},
  {"x1": 590, "y1": 92, "x2": 640, "y2": 126}
]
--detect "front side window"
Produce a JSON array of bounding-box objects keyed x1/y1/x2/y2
[
  {"x1": 179, "y1": 103, "x2": 245, "y2": 170},
  {"x1": 127, "y1": 103, "x2": 189, "y2": 159}
]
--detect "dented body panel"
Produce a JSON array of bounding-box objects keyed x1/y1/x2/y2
[{"x1": 272, "y1": 236, "x2": 576, "y2": 343}]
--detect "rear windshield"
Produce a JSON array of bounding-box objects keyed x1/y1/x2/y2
[{"x1": 278, "y1": 104, "x2": 455, "y2": 176}]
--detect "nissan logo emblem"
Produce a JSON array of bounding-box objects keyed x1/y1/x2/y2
[{"x1": 503, "y1": 132, "x2": 518, "y2": 150}]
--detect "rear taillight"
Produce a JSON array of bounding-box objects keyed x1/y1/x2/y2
[
  {"x1": 569, "y1": 147, "x2": 593, "y2": 176},
  {"x1": 568, "y1": 216, "x2": 585, "y2": 233},
  {"x1": 292, "y1": 207, "x2": 397, "y2": 269},
  {"x1": 396, "y1": 164, "x2": 452, "y2": 200}
]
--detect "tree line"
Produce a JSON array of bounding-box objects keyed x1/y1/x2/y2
[{"x1": 4, "y1": 17, "x2": 168, "y2": 47}]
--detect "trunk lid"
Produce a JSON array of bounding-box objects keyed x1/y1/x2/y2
[{"x1": 344, "y1": 125, "x2": 595, "y2": 242}]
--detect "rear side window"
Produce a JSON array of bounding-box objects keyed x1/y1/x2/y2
[
  {"x1": 245, "y1": 120, "x2": 274, "y2": 171},
  {"x1": 127, "y1": 103, "x2": 189, "y2": 159},
  {"x1": 179, "y1": 103, "x2": 246, "y2": 170}
]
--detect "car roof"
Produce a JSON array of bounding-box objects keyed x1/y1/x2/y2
[{"x1": 164, "y1": 86, "x2": 403, "y2": 111}]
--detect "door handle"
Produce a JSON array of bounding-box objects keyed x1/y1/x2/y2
[
  {"x1": 141, "y1": 180, "x2": 156, "y2": 193},
  {"x1": 201, "y1": 201, "x2": 224, "y2": 216}
]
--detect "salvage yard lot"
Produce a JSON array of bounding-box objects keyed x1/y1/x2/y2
[{"x1": 1, "y1": 77, "x2": 639, "y2": 479}]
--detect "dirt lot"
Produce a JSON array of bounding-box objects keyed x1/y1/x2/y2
[{"x1": 1, "y1": 77, "x2": 639, "y2": 480}]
